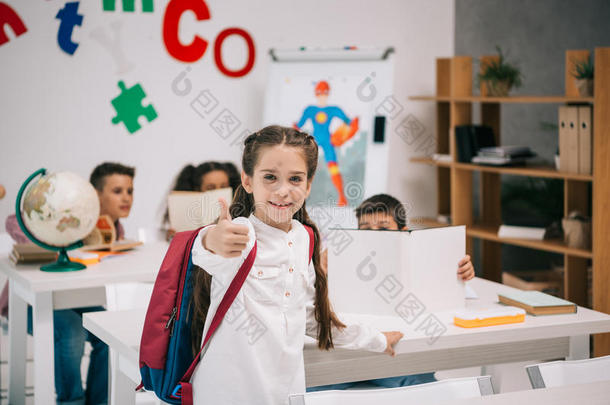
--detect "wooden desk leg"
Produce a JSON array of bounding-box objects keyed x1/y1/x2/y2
[
  {"x1": 568, "y1": 335, "x2": 590, "y2": 360},
  {"x1": 8, "y1": 280, "x2": 27, "y2": 405},
  {"x1": 32, "y1": 291, "x2": 55, "y2": 404},
  {"x1": 111, "y1": 349, "x2": 137, "y2": 405}
]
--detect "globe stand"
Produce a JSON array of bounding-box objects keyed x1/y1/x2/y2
[
  {"x1": 40, "y1": 248, "x2": 86, "y2": 272},
  {"x1": 15, "y1": 168, "x2": 94, "y2": 272}
]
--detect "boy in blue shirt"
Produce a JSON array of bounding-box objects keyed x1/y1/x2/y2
[{"x1": 54, "y1": 162, "x2": 135, "y2": 405}]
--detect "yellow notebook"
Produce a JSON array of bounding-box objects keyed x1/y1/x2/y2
[{"x1": 454, "y1": 307, "x2": 526, "y2": 328}]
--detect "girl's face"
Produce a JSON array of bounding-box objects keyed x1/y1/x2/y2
[
  {"x1": 97, "y1": 174, "x2": 133, "y2": 222},
  {"x1": 200, "y1": 170, "x2": 229, "y2": 192},
  {"x1": 242, "y1": 144, "x2": 312, "y2": 232}
]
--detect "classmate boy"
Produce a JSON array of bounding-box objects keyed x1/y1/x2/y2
[
  {"x1": 89, "y1": 162, "x2": 135, "y2": 240},
  {"x1": 53, "y1": 162, "x2": 135, "y2": 405},
  {"x1": 311, "y1": 193, "x2": 474, "y2": 391}
]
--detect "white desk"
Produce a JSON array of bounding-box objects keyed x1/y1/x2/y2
[
  {"x1": 83, "y1": 277, "x2": 610, "y2": 404},
  {"x1": 0, "y1": 241, "x2": 168, "y2": 405},
  {"x1": 84, "y1": 309, "x2": 145, "y2": 405},
  {"x1": 303, "y1": 277, "x2": 610, "y2": 386}
]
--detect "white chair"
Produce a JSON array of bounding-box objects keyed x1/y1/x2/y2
[
  {"x1": 289, "y1": 376, "x2": 494, "y2": 405},
  {"x1": 526, "y1": 355, "x2": 610, "y2": 388}
]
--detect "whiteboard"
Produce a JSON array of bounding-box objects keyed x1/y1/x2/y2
[{"x1": 263, "y1": 52, "x2": 394, "y2": 208}]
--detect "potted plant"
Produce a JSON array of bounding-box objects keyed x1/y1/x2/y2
[
  {"x1": 478, "y1": 46, "x2": 523, "y2": 97},
  {"x1": 571, "y1": 55, "x2": 594, "y2": 97}
]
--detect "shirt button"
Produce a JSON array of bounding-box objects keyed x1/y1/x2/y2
[
  {"x1": 288, "y1": 241, "x2": 293, "y2": 247},
  {"x1": 289, "y1": 267, "x2": 294, "y2": 273},
  {"x1": 257, "y1": 270, "x2": 263, "y2": 276},
  {"x1": 285, "y1": 291, "x2": 291, "y2": 297}
]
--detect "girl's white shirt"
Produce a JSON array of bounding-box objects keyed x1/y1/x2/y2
[{"x1": 190, "y1": 213, "x2": 386, "y2": 405}]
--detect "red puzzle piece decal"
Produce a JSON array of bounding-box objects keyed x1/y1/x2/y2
[{"x1": 0, "y1": 2, "x2": 27, "y2": 46}]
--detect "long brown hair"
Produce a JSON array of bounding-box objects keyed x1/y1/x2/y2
[{"x1": 189, "y1": 125, "x2": 345, "y2": 354}]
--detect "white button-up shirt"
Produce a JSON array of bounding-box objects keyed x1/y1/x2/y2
[{"x1": 190, "y1": 213, "x2": 386, "y2": 405}]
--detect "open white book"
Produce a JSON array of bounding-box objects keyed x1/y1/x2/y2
[
  {"x1": 167, "y1": 188, "x2": 233, "y2": 232},
  {"x1": 328, "y1": 226, "x2": 466, "y2": 316}
]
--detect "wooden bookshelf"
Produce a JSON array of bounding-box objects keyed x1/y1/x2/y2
[
  {"x1": 466, "y1": 224, "x2": 592, "y2": 259},
  {"x1": 410, "y1": 48, "x2": 610, "y2": 356},
  {"x1": 410, "y1": 157, "x2": 594, "y2": 181},
  {"x1": 409, "y1": 95, "x2": 594, "y2": 103}
]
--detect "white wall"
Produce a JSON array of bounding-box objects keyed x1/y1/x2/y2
[{"x1": 0, "y1": 0, "x2": 454, "y2": 234}]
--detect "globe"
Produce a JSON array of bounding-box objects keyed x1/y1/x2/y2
[{"x1": 16, "y1": 169, "x2": 100, "y2": 271}]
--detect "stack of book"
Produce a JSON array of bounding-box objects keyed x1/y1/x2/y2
[
  {"x1": 472, "y1": 146, "x2": 536, "y2": 166},
  {"x1": 497, "y1": 224, "x2": 546, "y2": 240},
  {"x1": 9, "y1": 243, "x2": 57, "y2": 264}
]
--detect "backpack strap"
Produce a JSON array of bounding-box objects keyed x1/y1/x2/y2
[
  {"x1": 172, "y1": 240, "x2": 258, "y2": 403},
  {"x1": 304, "y1": 224, "x2": 314, "y2": 264}
]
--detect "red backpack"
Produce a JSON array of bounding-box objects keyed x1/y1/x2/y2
[{"x1": 138, "y1": 225, "x2": 315, "y2": 404}]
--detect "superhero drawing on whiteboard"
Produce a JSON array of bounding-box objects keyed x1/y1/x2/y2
[{"x1": 294, "y1": 80, "x2": 359, "y2": 206}]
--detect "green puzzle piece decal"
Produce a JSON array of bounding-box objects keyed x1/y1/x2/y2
[
  {"x1": 111, "y1": 81, "x2": 158, "y2": 134},
  {"x1": 103, "y1": 0, "x2": 154, "y2": 12}
]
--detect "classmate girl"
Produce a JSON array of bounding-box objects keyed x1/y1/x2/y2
[
  {"x1": 188, "y1": 126, "x2": 402, "y2": 404},
  {"x1": 164, "y1": 161, "x2": 240, "y2": 240}
]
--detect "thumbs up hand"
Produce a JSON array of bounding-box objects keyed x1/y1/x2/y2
[{"x1": 202, "y1": 198, "x2": 251, "y2": 258}]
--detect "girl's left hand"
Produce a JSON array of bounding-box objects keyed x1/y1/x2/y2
[
  {"x1": 382, "y1": 331, "x2": 404, "y2": 357},
  {"x1": 458, "y1": 255, "x2": 475, "y2": 281}
]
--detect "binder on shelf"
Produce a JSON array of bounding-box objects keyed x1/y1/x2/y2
[
  {"x1": 578, "y1": 106, "x2": 592, "y2": 175},
  {"x1": 454, "y1": 125, "x2": 496, "y2": 163},
  {"x1": 558, "y1": 106, "x2": 579, "y2": 173}
]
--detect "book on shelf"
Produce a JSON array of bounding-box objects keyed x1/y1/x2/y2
[
  {"x1": 559, "y1": 106, "x2": 579, "y2": 174},
  {"x1": 558, "y1": 106, "x2": 593, "y2": 175},
  {"x1": 502, "y1": 270, "x2": 563, "y2": 298},
  {"x1": 9, "y1": 243, "x2": 57, "y2": 264},
  {"x1": 471, "y1": 155, "x2": 532, "y2": 166},
  {"x1": 478, "y1": 146, "x2": 535, "y2": 158},
  {"x1": 472, "y1": 145, "x2": 536, "y2": 166},
  {"x1": 578, "y1": 106, "x2": 592, "y2": 175},
  {"x1": 497, "y1": 225, "x2": 546, "y2": 240},
  {"x1": 437, "y1": 214, "x2": 451, "y2": 224},
  {"x1": 498, "y1": 290, "x2": 577, "y2": 315},
  {"x1": 432, "y1": 153, "x2": 452, "y2": 163}
]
